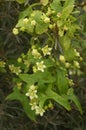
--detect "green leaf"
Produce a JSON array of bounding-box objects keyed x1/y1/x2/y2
[
  {"x1": 38, "y1": 93, "x2": 48, "y2": 108},
  {"x1": 6, "y1": 87, "x2": 36, "y2": 120},
  {"x1": 35, "y1": 23, "x2": 48, "y2": 34},
  {"x1": 46, "y1": 87, "x2": 71, "y2": 110},
  {"x1": 33, "y1": 11, "x2": 49, "y2": 34},
  {"x1": 67, "y1": 88, "x2": 83, "y2": 114},
  {"x1": 61, "y1": 5, "x2": 74, "y2": 20},
  {"x1": 63, "y1": 0, "x2": 75, "y2": 8},
  {"x1": 56, "y1": 69, "x2": 68, "y2": 94},
  {"x1": 19, "y1": 7, "x2": 32, "y2": 19},
  {"x1": 64, "y1": 48, "x2": 76, "y2": 61},
  {"x1": 61, "y1": 0, "x2": 75, "y2": 19},
  {"x1": 40, "y1": 0, "x2": 49, "y2": 6},
  {"x1": 38, "y1": 85, "x2": 71, "y2": 110},
  {"x1": 60, "y1": 34, "x2": 71, "y2": 51},
  {"x1": 82, "y1": 14, "x2": 86, "y2": 32},
  {"x1": 50, "y1": 0, "x2": 62, "y2": 13},
  {"x1": 44, "y1": 59, "x2": 55, "y2": 67},
  {"x1": 16, "y1": 18, "x2": 24, "y2": 27},
  {"x1": 19, "y1": 71, "x2": 55, "y2": 85}
]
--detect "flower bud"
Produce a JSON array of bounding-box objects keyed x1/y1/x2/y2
[
  {"x1": 74, "y1": 61, "x2": 80, "y2": 68},
  {"x1": 13, "y1": 28, "x2": 19, "y2": 35},
  {"x1": 59, "y1": 55, "x2": 65, "y2": 63}
]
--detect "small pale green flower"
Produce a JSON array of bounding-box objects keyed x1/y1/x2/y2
[
  {"x1": 65, "y1": 62, "x2": 70, "y2": 68},
  {"x1": 44, "y1": 17, "x2": 50, "y2": 23},
  {"x1": 31, "y1": 13, "x2": 35, "y2": 17},
  {"x1": 74, "y1": 49, "x2": 80, "y2": 57},
  {"x1": 42, "y1": 45, "x2": 52, "y2": 56},
  {"x1": 49, "y1": 24, "x2": 53, "y2": 29},
  {"x1": 30, "y1": 84, "x2": 37, "y2": 90},
  {"x1": 58, "y1": 30, "x2": 64, "y2": 37},
  {"x1": 32, "y1": 48, "x2": 42, "y2": 59},
  {"x1": 18, "y1": 58, "x2": 22, "y2": 63},
  {"x1": 26, "y1": 89, "x2": 38, "y2": 99},
  {"x1": 48, "y1": 102, "x2": 53, "y2": 109},
  {"x1": 41, "y1": 13, "x2": 50, "y2": 23},
  {"x1": 31, "y1": 20, "x2": 36, "y2": 26},
  {"x1": 74, "y1": 61, "x2": 80, "y2": 68},
  {"x1": 63, "y1": 25, "x2": 68, "y2": 31},
  {"x1": 57, "y1": 12, "x2": 62, "y2": 17},
  {"x1": 80, "y1": 57, "x2": 83, "y2": 61},
  {"x1": 33, "y1": 66, "x2": 37, "y2": 73},
  {"x1": 30, "y1": 103, "x2": 38, "y2": 110},
  {"x1": 30, "y1": 100, "x2": 38, "y2": 110},
  {"x1": 23, "y1": 18, "x2": 29, "y2": 23},
  {"x1": 26, "y1": 85, "x2": 38, "y2": 99},
  {"x1": 36, "y1": 106, "x2": 45, "y2": 116},
  {"x1": 68, "y1": 79, "x2": 74, "y2": 86},
  {"x1": 46, "y1": 7, "x2": 52, "y2": 16},
  {"x1": 0, "y1": 61, "x2": 5, "y2": 68},
  {"x1": 9, "y1": 64, "x2": 21, "y2": 75},
  {"x1": 36, "y1": 61, "x2": 46, "y2": 72},
  {"x1": 17, "y1": 82, "x2": 22, "y2": 89},
  {"x1": 13, "y1": 28, "x2": 19, "y2": 35},
  {"x1": 24, "y1": 60, "x2": 30, "y2": 67}
]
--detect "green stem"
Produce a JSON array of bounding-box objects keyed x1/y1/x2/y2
[{"x1": 31, "y1": 3, "x2": 41, "y2": 8}]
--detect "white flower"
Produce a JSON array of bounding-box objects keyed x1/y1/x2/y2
[
  {"x1": 30, "y1": 84, "x2": 37, "y2": 90},
  {"x1": 36, "y1": 61, "x2": 46, "y2": 72},
  {"x1": 42, "y1": 45, "x2": 52, "y2": 56},
  {"x1": 25, "y1": 85, "x2": 38, "y2": 99},
  {"x1": 26, "y1": 89, "x2": 38, "y2": 99},
  {"x1": 30, "y1": 103, "x2": 38, "y2": 110},
  {"x1": 9, "y1": 64, "x2": 21, "y2": 75},
  {"x1": 35, "y1": 106, "x2": 45, "y2": 116}
]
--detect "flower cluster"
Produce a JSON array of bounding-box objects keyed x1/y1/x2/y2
[
  {"x1": 26, "y1": 85, "x2": 45, "y2": 116},
  {"x1": 9, "y1": 64, "x2": 21, "y2": 75},
  {"x1": 26, "y1": 85, "x2": 38, "y2": 99},
  {"x1": 41, "y1": 13, "x2": 50, "y2": 23},
  {"x1": 59, "y1": 49, "x2": 81, "y2": 69}
]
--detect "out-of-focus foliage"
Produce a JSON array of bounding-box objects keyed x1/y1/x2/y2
[{"x1": 0, "y1": 0, "x2": 86, "y2": 130}]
